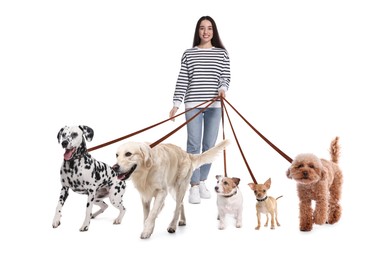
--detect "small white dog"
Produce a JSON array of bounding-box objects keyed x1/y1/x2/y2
[{"x1": 214, "y1": 175, "x2": 243, "y2": 230}]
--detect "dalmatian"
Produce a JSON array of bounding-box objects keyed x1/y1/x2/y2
[{"x1": 52, "y1": 125, "x2": 126, "y2": 231}]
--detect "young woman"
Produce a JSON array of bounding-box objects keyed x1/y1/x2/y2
[{"x1": 169, "y1": 16, "x2": 231, "y2": 204}]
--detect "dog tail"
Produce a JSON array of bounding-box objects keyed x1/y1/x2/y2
[
  {"x1": 330, "y1": 136, "x2": 340, "y2": 164},
  {"x1": 191, "y1": 139, "x2": 230, "y2": 170}
]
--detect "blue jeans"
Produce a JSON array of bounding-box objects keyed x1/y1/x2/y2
[{"x1": 185, "y1": 107, "x2": 222, "y2": 185}]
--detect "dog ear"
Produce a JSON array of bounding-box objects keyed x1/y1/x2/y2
[
  {"x1": 57, "y1": 127, "x2": 65, "y2": 143},
  {"x1": 79, "y1": 125, "x2": 94, "y2": 142},
  {"x1": 216, "y1": 175, "x2": 222, "y2": 181},
  {"x1": 264, "y1": 178, "x2": 271, "y2": 189},
  {"x1": 319, "y1": 162, "x2": 327, "y2": 180},
  {"x1": 286, "y1": 167, "x2": 292, "y2": 179},
  {"x1": 140, "y1": 143, "x2": 152, "y2": 168},
  {"x1": 248, "y1": 183, "x2": 255, "y2": 190},
  {"x1": 232, "y1": 177, "x2": 240, "y2": 186}
]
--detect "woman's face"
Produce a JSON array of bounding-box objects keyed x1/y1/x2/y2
[{"x1": 198, "y1": 19, "x2": 213, "y2": 45}]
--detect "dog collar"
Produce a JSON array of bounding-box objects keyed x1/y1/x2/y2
[
  {"x1": 223, "y1": 189, "x2": 238, "y2": 198},
  {"x1": 256, "y1": 196, "x2": 268, "y2": 202}
]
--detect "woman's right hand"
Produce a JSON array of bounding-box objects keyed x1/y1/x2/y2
[{"x1": 169, "y1": 107, "x2": 178, "y2": 121}]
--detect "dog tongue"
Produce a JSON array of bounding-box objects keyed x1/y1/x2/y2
[{"x1": 64, "y1": 148, "x2": 76, "y2": 160}]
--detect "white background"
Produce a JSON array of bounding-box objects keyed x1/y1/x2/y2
[{"x1": 1, "y1": 1, "x2": 389, "y2": 259}]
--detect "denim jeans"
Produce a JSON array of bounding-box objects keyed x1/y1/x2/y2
[{"x1": 185, "y1": 107, "x2": 222, "y2": 185}]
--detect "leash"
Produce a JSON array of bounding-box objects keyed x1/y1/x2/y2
[
  {"x1": 149, "y1": 96, "x2": 219, "y2": 148},
  {"x1": 220, "y1": 97, "x2": 228, "y2": 178},
  {"x1": 221, "y1": 98, "x2": 258, "y2": 184},
  {"x1": 222, "y1": 97, "x2": 292, "y2": 163},
  {"x1": 219, "y1": 97, "x2": 292, "y2": 184},
  {"x1": 87, "y1": 97, "x2": 218, "y2": 152},
  {"x1": 87, "y1": 95, "x2": 292, "y2": 184}
]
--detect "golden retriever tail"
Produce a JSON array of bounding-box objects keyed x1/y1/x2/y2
[
  {"x1": 330, "y1": 136, "x2": 340, "y2": 164},
  {"x1": 191, "y1": 139, "x2": 231, "y2": 169}
]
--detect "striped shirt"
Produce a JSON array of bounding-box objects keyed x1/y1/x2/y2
[{"x1": 173, "y1": 47, "x2": 231, "y2": 109}]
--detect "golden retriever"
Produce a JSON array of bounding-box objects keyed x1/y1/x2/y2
[{"x1": 113, "y1": 139, "x2": 230, "y2": 239}]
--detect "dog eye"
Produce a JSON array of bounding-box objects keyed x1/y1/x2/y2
[
  {"x1": 71, "y1": 133, "x2": 78, "y2": 138},
  {"x1": 223, "y1": 181, "x2": 228, "y2": 185},
  {"x1": 309, "y1": 164, "x2": 315, "y2": 168},
  {"x1": 125, "y1": 152, "x2": 132, "y2": 157},
  {"x1": 297, "y1": 164, "x2": 303, "y2": 168}
]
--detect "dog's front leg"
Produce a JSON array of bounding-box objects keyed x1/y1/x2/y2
[
  {"x1": 80, "y1": 193, "x2": 95, "y2": 232},
  {"x1": 313, "y1": 183, "x2": 328, "y2": 225},
  {"x1": 142, "y1": 198, "x2": 151, "y2": 223},
  {"x1": 299, "y1": 198, "x2": 313, "y2": 231},
  {"x1": 264, "y1": 213, "x2": 270, "y2": 227},
  {"x1": 235, "y1": 208, "x2": 243, "y2": 228},
  {"x1": 52, "y1": 186, "x2": 69, "y2": 228},
  {"x1": 255, "y1": 207, "x2": 261, "y2": 230},
  {"x1": 141, "y1": 191, "x2": 167, "y2": 239},
  {"x1": 218, "y1": 210, "x2": 227, "y2": 230}
]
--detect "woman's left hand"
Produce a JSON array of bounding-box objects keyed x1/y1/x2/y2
[{"x1": 218, "y1": 89, "x2": 226, "y2": 98}]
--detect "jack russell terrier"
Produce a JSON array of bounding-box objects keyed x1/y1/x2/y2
[{"x1": 215, "y1": 175, "x2": 243, "y2": 230}]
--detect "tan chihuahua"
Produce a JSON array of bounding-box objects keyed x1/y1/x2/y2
[{"x1": 248, "y1": 178, "x2": 282, "y2": 230}]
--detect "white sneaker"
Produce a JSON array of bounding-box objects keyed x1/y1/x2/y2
[
  {"x1": 199, "y1": 181, "x2": 211, "y2": 199},
  {"x1": 189, "y1": 186, "x2": 201, "y2": 204}
]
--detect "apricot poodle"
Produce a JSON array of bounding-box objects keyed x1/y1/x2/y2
[{"x1": 286, "y1": 137, "x2": 343, "y2": 231}]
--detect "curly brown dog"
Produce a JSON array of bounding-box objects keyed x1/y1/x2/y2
[{"x1": 286, "y1": 137, "x2": 343, "y2": 231}]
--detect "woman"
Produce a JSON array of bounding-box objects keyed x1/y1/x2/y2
[{"x1": 169, "y1": 16, "x2": 231, "y2": 204}]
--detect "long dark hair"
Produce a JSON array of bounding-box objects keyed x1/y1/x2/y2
[{"x1": 192, "y1": 16, "x2": 226, "y2": 50}]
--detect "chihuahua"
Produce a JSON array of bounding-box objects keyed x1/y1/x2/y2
[
  {"x1": 248, "y1": 178, "x2": 282, "y2": 230},
  {"x1": 215, "y1": 175, "x2": 243, "y2": 230}
]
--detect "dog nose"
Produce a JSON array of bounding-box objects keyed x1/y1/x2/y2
[
  {"x1": 61, "y1": 140, "x2": 68, "y2": 148},
  {"x1": 112, "y1": 164, "x2": 119, "y2": 172},
  {"x1": 303, "y1": 171, "x2": 308, "y2": 178},
  {"x1": 214, "y1": 186, "x2": 218, "y2": 192}
]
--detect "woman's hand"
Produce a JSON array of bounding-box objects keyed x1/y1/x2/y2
[
  {"x1": 169, "y1": 107, "x2": 178, "y2": 121},
  {"x1": 218, "y1": 89, "x2": 226, "y2": 98}
]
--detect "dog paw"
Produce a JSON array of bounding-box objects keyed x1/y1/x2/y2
[
  {"x1": 167, "y1": 227, "x2": 176, "y2": 233},
  {"x1": 113, "y1": 218, "x2": 122, "y2": 225},
  {"x1": 255, "y1": 226, "x2": 260, "y2": 230},
  {"x1": 327, "y1": 209, "x2": 341, "y2": 224},
  {"x1": 79, "y1": 226, "x2": 89, "y2": 232},
  {"x1": 178, "y1": 220, "x2": 186, "y2": 226},
  {"x1": 52, "y1": 221, "x2": 61, "y2": 228},
  {"x1": 140, "y1": 231, "x2": 152, "y2": 239},
  {"x1": 218, "y1": 224, "x2": 226, "y2": 230},
  {"x1": 327, "y1": 218, "x2": 339, "y2": 225},
  {"x1": 300, "y1": 226, "x2": 312, "y2": 232}
]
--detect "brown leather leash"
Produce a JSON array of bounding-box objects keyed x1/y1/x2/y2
[
  {"x1": 87, "y1": 96, "x2": 218, "y2": 152},
  {"x1": 149, "y1": 96, "x2": 219, "y2": 148},
  {"x1": 220, "y1": 97, "x2": 228, "y2": 178},
  {"x1": 219, "y1": 97, "x2": 292, "y2": 184},
  {"x1": 220, "y1": 97, "x2": 257, "y2": 183},
  {"x1": 221, "y1": 97, "x2": 292, "y2": 164},
  {"x1": 87, "y1": 96, "x2": 292, "y2": 185}
]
